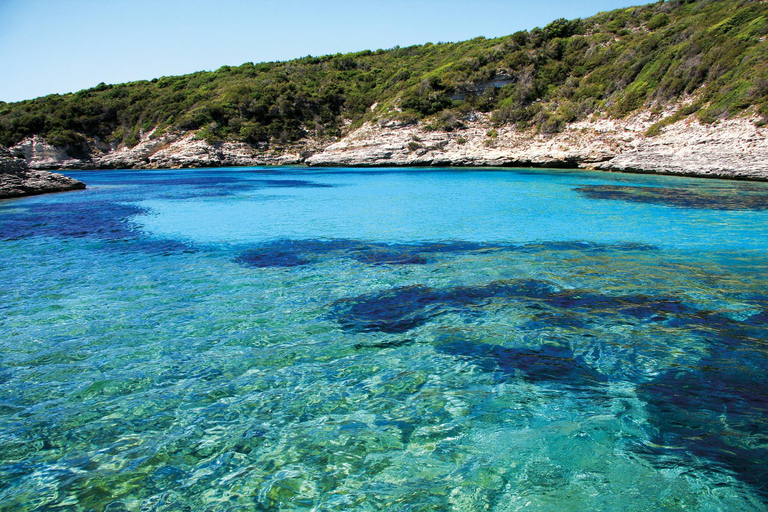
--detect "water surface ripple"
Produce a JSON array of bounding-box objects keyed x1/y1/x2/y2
[{"x1": 1, "y1": 167, "x2": 768, "y2": 511}]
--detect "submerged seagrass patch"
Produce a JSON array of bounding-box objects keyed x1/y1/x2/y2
[{"x1": 576, "y1": 185, "x2": 768, "y2": 210}]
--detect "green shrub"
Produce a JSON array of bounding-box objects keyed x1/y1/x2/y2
[
  {"x1": 647, "y1": 13, "x2": 670, "y2": 30},
  {"x1": 645, "y1": 123, "x2": 663, "y2": 137},
  {"x1": 0, "y1": 0, "x2": 766, "y2": 150},
  {"x1": 46, "y1": 129, "x2": 89, "y2": 156},
  {"x1": 407, "y1": 141, "x2": 422, "y2": 151}
]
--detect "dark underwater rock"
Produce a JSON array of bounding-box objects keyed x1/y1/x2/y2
[
  {"x1": 0, "y1": 200, "x2": 143, "y2": 241},
  {"x1": 235, "y1": 239, "x2": 659, "y2": 270},
  {"x1": 333, "y1": 285, "x2": 443, "y2": 333},
  {"x1": 637, "y1": 348, "x2": 768, "y2": 501},
  {"x1": 234, "y1": 240, "x2": 481, "y2": 269},
  {"x1": 329, "y1": 277, "x2": 714, "y2": 335},
  {"x1": 0, "y1": 197, "x2": 196, "y2": 255},
  {"x1": 576, "y1": 185, "x2": 768, "y2": 211},
  {"x1": 437, "y1": 339, "x2": 607, "y2": 388}
]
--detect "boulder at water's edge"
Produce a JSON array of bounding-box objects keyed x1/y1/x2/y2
[{"x1": 0, "y1": 146, "x2": 85, "y2": 200}]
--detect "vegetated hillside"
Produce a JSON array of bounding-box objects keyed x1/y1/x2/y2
[{"x1": 1, "y1": 0, "x2": 767, "y2": 158}]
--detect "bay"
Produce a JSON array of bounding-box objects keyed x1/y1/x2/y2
[{"x1": 1, "y1": 167, "x2": 767, "y2": 511}]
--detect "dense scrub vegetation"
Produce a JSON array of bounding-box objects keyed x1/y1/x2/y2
[{"x1": 1, "y1": 0, "x2": 767, "y2": 155}]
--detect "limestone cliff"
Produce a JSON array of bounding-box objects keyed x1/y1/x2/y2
[
  {"x1": 0, "y1": 146, "x2": 85, "y2": 200},
  {"x1": 9, "y1": 112, "x2": 768, "y2": 181},
  {"x1": 307, "y1": 113, "x2": 768, "y2": 180}
]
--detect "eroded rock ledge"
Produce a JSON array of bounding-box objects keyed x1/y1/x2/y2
[
  {"x1": 0, "y1": 147, "x2": 85, "y2": 200},
  {"x1": 11, "y1": 113, "x2": 768, "y2": 182}
]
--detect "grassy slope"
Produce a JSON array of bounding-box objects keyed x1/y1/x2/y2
[{"x1": 1, "y1": 0, "x2": 766, "y2": 157}]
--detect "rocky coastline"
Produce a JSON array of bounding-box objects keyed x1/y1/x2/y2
[
  {"x1": 0, "y1": 147, "x2": 86, "y2": 200},
  {"x1": 9, "y1": 113, "x2": 768, "y2": 182}
]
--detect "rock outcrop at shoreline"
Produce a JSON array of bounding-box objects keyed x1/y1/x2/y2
[
  {"x1": 590, "y1": 118, "x2": 768, "y2": 180},
  {"x1": 305, "y1": 114, "x2": 768, "y2": 181},
  {"x1": 10, "y1": 113, "x2": 768, "y2": 181},
  {"x1": 0, "y1": 147, "x2": 85, "y2": 200}
]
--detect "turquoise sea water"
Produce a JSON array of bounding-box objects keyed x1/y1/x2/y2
[{"x1": 1, "y1": 167, "x2": 768, "y2": 511}]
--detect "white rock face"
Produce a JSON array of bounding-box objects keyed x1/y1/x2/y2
[
  {"x1": 13, "y1": 136, "x2": 86, "y2": 170},
  {"x1": 592, "y1": 118, "x2": 768, "y2": 180},
  {"x1": 146, "y1": 135, "x2": 304, "y2": 168},
  {"x1": 0, "y1": 146, "x2": 85, "y2": 199},
  {"x1": 306, "y1": 113, "x2": 625, "y2": 168},
  {"x1": 307, "y1": 113, "x2": 768, "y2": 180},
  {"x1": 97, "y1": 131, "x2": 179, "y2": 168},
  {"x1": 9, "y1": 113, "x2": 768, "y2": 181}
]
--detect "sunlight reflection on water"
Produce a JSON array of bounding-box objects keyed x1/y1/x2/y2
[{"x1": 1, "y1": 167, "x2": 767, "y2": 510}]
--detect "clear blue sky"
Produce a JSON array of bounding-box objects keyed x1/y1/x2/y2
[{"x1": 0, "y1": 0, "x2": 642, "y2": 103}]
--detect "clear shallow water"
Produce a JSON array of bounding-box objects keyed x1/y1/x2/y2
[{"x1": 1, "y1": 167, "x2": 767, "y2": 511}]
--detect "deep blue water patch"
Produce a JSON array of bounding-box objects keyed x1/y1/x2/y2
[
  {"x1": 153, "y1": 177, "x2": 334, "y2": 201},
  {"x1": 0, "y1": 198, "x2": 196, "y2": 255},
  {"x1": 329, "y1": 279, "x2": 726, "y2": 334},
  {"x1": 235, "y1": 240, "x2": 483, "y2": 268},
  {"x1": 638, "y1": 340, "x2": 768, "y2": 499},
  {"x1": 436, "y1": 338, "x2": 608, "y2": 388},
  {"x1": 511, "y1": 240, "x2": 658, "y2": 253},
  {"x1": 255, "y1": 179, "x2": 334, "y2": 189},
  {"x1": 354, "y1": 338, "x2": 415, "y2": 350},
  {"x1": 349, "y1": 244, "x2": 429, "y2": 265},
  {"x1": 151, "y1": 177, "x2": 333, "y2": 194},
  {"x1": 745, "y1": 310, "x2": 768, "y2": 326},
  {"x1": 235, "y1": 239, "x2": 658, "y2": 269},
  {"x1": 332, "y1": 285, "x2": 443, "y2": 333},
  {"x1": 237, "y1": 244, "x2": 311, "y2": 267},
  {"x1": 576, "y1": 185, "x2": 768, "y2": 211},
  {"x1": 0, "y1": 200, "x2": 143, "y2": 241},
  {"x1": 156, "y1": 188, "x2": 252, "y2": 200},
  {"x1": 236, "y1": 240, "x2": 351, "y2": 268},
  {"x1": 128, "y1": 175, "x2": 245, "y2": 187},
  {"x1": 330, "y1": 280, "x2": 560, "y2": 333},
  {"x1": 74, "y1": 171, "x2": 335, "y2": 201}
]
